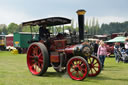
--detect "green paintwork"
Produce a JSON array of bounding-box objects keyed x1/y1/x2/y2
[{"x1": 13, "y1": 32, "x2": 39, "y2": 48}]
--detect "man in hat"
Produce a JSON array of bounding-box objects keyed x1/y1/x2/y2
[{"x1": 39, "y1": 24, "x2": 50, "y2": 41}]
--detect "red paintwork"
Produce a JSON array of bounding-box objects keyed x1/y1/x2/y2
[
  {"x1": 27, "y1": 44, "x2": 43, "y2": 75},
  {"x1": 50, "y1": 55, "x2": 60, "y2": 62},
  {"x1": 88, "y1": 56, "x2": 101, "y2": 77},
  {"x1": 6, "y1": 36, "x2": 13, "y2": 46},
  {"x1": 67, "y1": 57, "x2": 88, "y2": 80},
  {"x1": 65, "y1": 45, "x2": 76, "y2": 54},
  {"x1": 50, "y1": 39, "x2": 76, "y2": 63},
  {"x1": 105, "y1": 44, "x2": 114, "y2": 56},
  {"x1": 50, "y1": 43, "x2": 76, "y2": 63},
  {"x1": 54, "y1": 39, "x2": 66, "y2": 49}
]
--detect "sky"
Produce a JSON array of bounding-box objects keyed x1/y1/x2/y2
[{"x1": 0, "y1": 0, "x2": 128, "y2": 26}]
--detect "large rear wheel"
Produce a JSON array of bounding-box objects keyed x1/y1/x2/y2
[
  {"x1": 67, "y1": 56, "x2": 89, "y2": 81},
  {"x1": 88, "y1": 55, "x2": 102, "y2": 77},
  {"x1": 27, "y1": 42, "x2": 49, "y2": 76}
]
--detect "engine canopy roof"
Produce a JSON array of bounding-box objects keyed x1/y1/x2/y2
[{"x1": 22, "y1": 17, "x2": 71, "y2": 27}]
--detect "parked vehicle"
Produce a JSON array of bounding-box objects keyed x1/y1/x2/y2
[
  {"x1": 0, "y1": 35, "x2": 6, "y2": 50},
  {"x1": 23, "y1": 10, "x2": 102, "y2": 81},
  {"x1": 13, "y1": 32, "x2": 39, "y2": 53},
  {"x1": 5, "y1": 34, "x2": 14, "y2": 50},
  {"x1": 105, "y1": 43, "x2": 114, "y2": 56}
]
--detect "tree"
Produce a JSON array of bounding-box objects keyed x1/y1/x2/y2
[
  {"x1": 100, "y1": 21, "x2": 128, "y2": 35},
  {"x1": 91, "y1": 17, "x2": 95, "y2": 35},
  {"x1": 0, "y1": 24, "x2": 8, "y2": 34},
  {"x1": 18, "y1": 24, "x2": 22, "y2": 32},
  {"x1": 89, "y1": 19, "x2": 92, "y2": 35},
  {"x1": 2, "y1": 25, "x2": 8, "y2": 34},
  {"x1": 7, "y1": 23, "x2": 19, "y2": 33},
  {"x1": 0, "y1": 29, "x2": 2, "y2": 34},
  {"x1": 85, "y1": 19, "x2": 89, "y2": 34},
  {"x1": 95, "y1": 19, "x2": 100, "y2": 35},
  {"x1": 71, "y1": 19, "x2": 74, "y2": 31},
  {"x1": 22, "y1": 25, "x2": 31, "y2": 32}
]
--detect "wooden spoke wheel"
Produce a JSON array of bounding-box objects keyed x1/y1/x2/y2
[
  {"x1": 67, "y1": 56, "x2": 89, "y2": 81},
  {"x1": 88, "y1": 55, "x2": 102, "y2": 77},
  {"x1": 27, "y1": 42, "x2": 49, "y2": 76}
]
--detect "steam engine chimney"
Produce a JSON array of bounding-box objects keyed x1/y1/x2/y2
[{"x1": 76, "y1": 9, "x2": 86, "y2": 43}]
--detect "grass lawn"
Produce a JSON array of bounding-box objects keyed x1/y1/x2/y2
[{"x1": 0, "y1": 51, "x2": 128, "y2": 85}]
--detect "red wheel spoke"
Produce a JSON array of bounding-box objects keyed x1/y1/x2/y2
[
  {"x1": 31, "y1": 60, "x2": 35, "y2": 63},
  {"x1": 35, "y1": 64, "x2": 38, "y2": 71},
  {"x1": 93, "y1": 67, "x2": 97, "y2": 72},
  {"x1": 91, "y1": 58, "x2": 95, "y2": 64},
  {"x1": 71, "y1": 62, "x2": 75, "y2": 66},
  {"x1": 38, "y1": 59, "x2": 43, "y2": 63},
  {"x1": 90, "y1": 69, "x2": 93, "y2": 74},
  {"x1": 74, "y1": 59, "x2": 78, "y2": 64},
  {"x1": 78, "y1": 72, "x2": 82, "y2": 78},
  {"x1": 38, "y1": 63, "x2": 42, "y2": 69},
  {"x1": 34, "y1": 47, "x2": 38, "y2": 56},
  {"x1": 78, "y1": 60, "x2": 81, "y2": 64},
  {"x1": 77, "y1": 60, "x2": 80, "y2": 65},
  {"x1": 80, "y1": 63, "x2": 84, "y2": 67},
  {"x1": 71, "y1": 70, "x2": 76, "y2": 73},
  {"x1": 81, "y1": 66, "x2": 87, "y2": 74},
  {"x1": 40, "y1": 63, "x2": 43, "y2": 69},
  {"x1": 75, "y1": 71, "x2": 79, "y2": 77},
  {"x1": 30, "y1": 56, "x2": 34, "y2": 58},
  {"x1": 93, "y1": 61, "x2": 98, "y2": 65},
  {"x1": 32, "y1": 50, "x2": 36, "y2": 56},
  {"x1": 88, "y1": 58, "x2": 91, "y2": 63},
  {"x1": 38, "y1": 53, "x2": 42, "y2": 58},
  {"x1": 80, "y1": 69, "x2": 84, "y2": 74},
  {"x1": 31, "y1": 46, "x2": 35, "y2": 50},
  {"x1": 81, "y1": 67, "x2": 86, "y2": 71},
  {"x1": 31, "y1": 63, "x2": 37, "y2": 68}
]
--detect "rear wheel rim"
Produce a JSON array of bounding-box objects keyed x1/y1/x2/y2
[
  {"x1": 67, "y1": 57, "x2": 88, "y2": 80},
  {"x1": 27, "y1": 44, "x2": 44, "y2": 75},
  {"x1": 88, "y1": 56, "x2": 101, "y2": 77}
]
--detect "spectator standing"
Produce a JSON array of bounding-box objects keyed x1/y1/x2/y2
[
  {"x1": 94, "y1": 40, "x2": 99, "y2": 56},
  {"x1": 97, "y1": 40, "x2": 107, "y2": 69},
  {"x1": 114, "y1": 42, "x2": 120, "y2": 63},
  {"x1": 125, "y1": 38, "x2": 128, "y2": 54}
]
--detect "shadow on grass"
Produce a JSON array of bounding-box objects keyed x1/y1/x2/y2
[
  {"x1": 105, "y1": 65, "x2": 117, "y2": 68},
  {"x1": 39, "y1": 72, "x2": 68, "y2": 78},
  {"x1": 36, "y1": 71, "x2": 128, "y2": 82},
  {"x1": 87, "y1": 76, "x2": 128, "y2": 82}
]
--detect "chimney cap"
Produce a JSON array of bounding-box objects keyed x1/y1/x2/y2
[{"x1": 76, "y1": 9, "x2": 86, "y2": 15}]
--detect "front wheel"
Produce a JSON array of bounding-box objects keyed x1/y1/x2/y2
[
  {"x1": 27, "y1": 42, "x2": 49, "y2": 76},
  {"x1": 67, "y1": 56, "x2": 89, "y2": 81}
]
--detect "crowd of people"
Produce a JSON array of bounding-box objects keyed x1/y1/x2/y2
[
  {"x1": 113, "y1": 38, "x2": 128, "y2": 63},
  {"x1": 92, "y1": 37, "x2": 128, "y2": 69}
]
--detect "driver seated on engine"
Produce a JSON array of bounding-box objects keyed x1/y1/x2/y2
[{"x1": 39, "y1": 24, "x2": 50, "y2": 41}]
